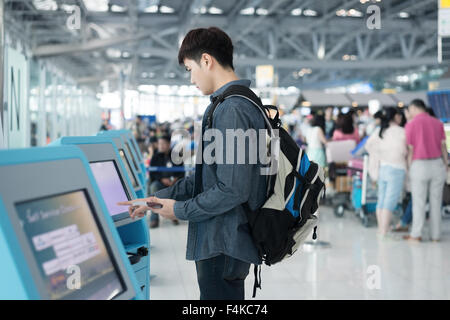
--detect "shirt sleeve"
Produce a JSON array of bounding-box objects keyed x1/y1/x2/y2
[
  {"x1": 173, "y1": 101, "x2": 256, "y2": 223},
  {"x1": 353, "y1": 129, "x2": 360, "y2": 143},
  {"x1": 364, "y1": 130, "x2": 378, "y2": 155},
  {"x1": 154, "y1": 175, "x2": 194, "y2": 201},
  {"x1": 332, "y1": 130, "x2": 341, "y2": 141}
]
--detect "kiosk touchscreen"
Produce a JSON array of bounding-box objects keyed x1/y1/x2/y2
[
  {"x1": 50, "y1": 137, "x2": 140, "y2": 225},
  {"x1": 90, "y1": 161, "x2": 130, "y2": 222},
  {"x1": 0, "y1": 146, "x2": 142, "y2": 300}
]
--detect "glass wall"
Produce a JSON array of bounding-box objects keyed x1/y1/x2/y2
[{"x1": 21, "y1": 59, "x2": 103, "y2": 148}]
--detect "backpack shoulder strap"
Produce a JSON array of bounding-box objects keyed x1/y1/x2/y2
[{"x1": 206, "y1": 84, "x2": 279, "y2": 132}]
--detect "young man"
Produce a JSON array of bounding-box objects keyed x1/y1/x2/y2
[
  {"x1": 404, "y1": 99, "x2": 448, "y2": 243},
  {"x1": 119, "y1": 27, "x2": 267, "y2": 300}
]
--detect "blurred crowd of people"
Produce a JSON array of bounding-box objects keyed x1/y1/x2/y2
[{"x1": 287, "y1": 100, "x2": 447, "y2": 243}]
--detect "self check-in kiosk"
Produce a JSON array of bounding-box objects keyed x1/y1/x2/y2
[
  {"x1": 98, "y1": 131, "x2": 147, "y2": 196},
  {"x1": 50, "y1": 136, "x2": 150, "y2": 300},
  {"x1": 0, "y1": 146, "x2": 143, "y2": 300}
]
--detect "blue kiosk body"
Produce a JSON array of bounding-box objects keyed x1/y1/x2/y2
[
  {"x1": 0, "y1": 146, "x2": 143, "y2": 300},
  {"x1": 98, "y1": 131, "x2": 147, "y2": 196},
  {"x1": 50, "y1": 136, "x2": 150, "y2": 300}
]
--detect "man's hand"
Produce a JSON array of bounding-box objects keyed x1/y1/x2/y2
[
  {"x1": 148, "y1": 197, "x2": 177, "y2": 220},
  {"x1": 117, "y1": 196, "x2": 176, "y2": 220}
]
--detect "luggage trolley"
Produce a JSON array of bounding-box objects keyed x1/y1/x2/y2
[
  {"x1": 325, "y1": 140, "x2": 356, "y2": 217},
  {"x1": 348, "y1": 155, "x2": 378, "y2": 227}
]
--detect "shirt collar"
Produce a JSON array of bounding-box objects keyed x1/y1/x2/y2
[
  {"x1": 413, "y1": 112, "x2": 428, "y2": 120},
  {"x1": 210, "y1": 79, "x2": 251, "y2": 102}
]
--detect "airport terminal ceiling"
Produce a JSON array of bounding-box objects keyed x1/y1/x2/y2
[{"x1": 2, "y1": 0, "x2": 443, "y2": 92}]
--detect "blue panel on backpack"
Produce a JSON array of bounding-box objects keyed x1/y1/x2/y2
[
  {"x1": 286, "y1": 153, "x2": 312, "y2": 218},
  {"x1": 286, "y1": 179, "x2": 301, "y2": 218},
  {"x1": 299, "y1": 153, "x2": 311, "y2": 176}
]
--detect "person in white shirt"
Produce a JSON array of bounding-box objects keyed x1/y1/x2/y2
[
  {"x1": 365, "y1": 107, "x2": 407, "y2": 239},
  {"x1": 306, "y1": 114, "x2": 327, "y2": 168}
]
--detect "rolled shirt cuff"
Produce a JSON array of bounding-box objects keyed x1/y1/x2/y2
[{"x1": 173, "y1": 200, "x2": 187, "y2": 220}]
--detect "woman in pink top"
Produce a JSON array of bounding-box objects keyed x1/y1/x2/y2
[{"x1": 332, "y1": 112, "x2": 360, "y2": 144}]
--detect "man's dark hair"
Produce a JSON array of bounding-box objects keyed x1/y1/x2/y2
[
  {"x1": 158, "y1": 135, "x2": 171, "y2": 144},
  {"x1": 427, "y1": 107, "x2": 436, "y2": 118},
  {"x1": 178, "y1": 27, "x2": 234, "y2": 70},
  {"x1": 409, "y1": 99, "x2": 427, "y2": 111}
]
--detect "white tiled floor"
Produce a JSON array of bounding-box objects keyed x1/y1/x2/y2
[{"x1": 148, "y1": 206, "x2": 450, "y2": 300}]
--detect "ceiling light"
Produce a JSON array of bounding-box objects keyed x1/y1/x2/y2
[
  {"x1": 303, "y1": 9, "x2": 317, "y2": 16},
  {"x1": 209, "y1": 7, "x2": 223, "y2": 14},
  {"x1": 83, "y1": 0, "x2": 108, "y2": 12},
  {"x1": 144, "y1": 5, "x2": 158, "y2": 13},
  {"x1": 398, "y1": 12, "x2": 410, "y2": 18},
  {"x1": 106, "y1": 48, "x2": 121, "y2": 59},
  {"x1": 33, "y1": 0, "x2": 57, "y2": 11},
  {"x1": 240, "y1": 7, "x2": 255, "y2": 15},
  {"x1": 61, "y1": 4, "x2": 77, "y2": 13},
  {"x1": 348, "y1": 9, "x2": 363, "y2": 17},
  {"x1": 256, "y1": 8, "x2": 269, "y2": 15},
  {"x1": 336, "y1": 9, "x2": 347, "y2": 16},
  {"x1": 291, "y1": 8, "x2": 302, "y2": 16},
  {"x1": 160, "y1": 6, "x2": 175, "y2": 13},
  {"x1": 111, "y1": 5, "x2": 126, "y2": 12}
]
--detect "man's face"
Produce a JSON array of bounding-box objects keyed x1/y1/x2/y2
[
  {"x1": 407, "y1": 105, "x2": 417, "y2": 118},
  {"x1": 158, "y1": 139, "x2": 170, "y2": 154},
  {"x1": 184, "y1": 57, "x2": 214, "y2": 95}
]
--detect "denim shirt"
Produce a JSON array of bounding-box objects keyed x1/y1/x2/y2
[{"x1": 154, "y1": 79, "x2": 267, "y2": 264}]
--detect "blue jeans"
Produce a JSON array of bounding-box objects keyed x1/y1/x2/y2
[
  {"x1": 401, "y1": 199, "x2": 412, "y2": 226},
  {"x1": 377, "y1": 165, "x2": 405, "y2": 212},
  {"x1": 195, "y1": 255, "x2": 251, "y2": 300}
]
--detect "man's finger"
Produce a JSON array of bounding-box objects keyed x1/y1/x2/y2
[
  {"x1": 117, "y1": 200, "x2": 134, "y2": 206},
  {"x1": 150, "y1": 206, "x2": 163, "y2": 214},
  {"x1": 131, "y1": 206, "x2": 149, "y2": 219},
  {"x1": 147, "y1": 196, "x2": 160, "y2": 203}
]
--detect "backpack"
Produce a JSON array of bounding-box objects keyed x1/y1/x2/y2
[{"x1": 206, "y1": 85, "x2": 326, "y2": 298}]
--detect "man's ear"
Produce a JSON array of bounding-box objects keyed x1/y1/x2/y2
[{"x1": 201, "y1": 53, "x2": 213, "y2": 70}]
